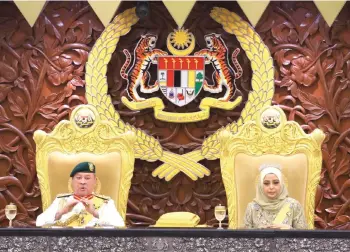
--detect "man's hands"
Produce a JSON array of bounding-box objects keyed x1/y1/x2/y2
[
  {"x1": 55, "y1": 198, "x2": 98, "y2": 221},
  {"x1": 81, "y1": 198, "x2": 99, "y2": 218},
  {"x1": 55, "y1": 198, "x2": 80, "y2": 220}
]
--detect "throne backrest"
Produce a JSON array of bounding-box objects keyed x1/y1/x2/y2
[
  {"x1": 34, "y1": 105, "x2": 136, "y2": 221},
  {"x1": 47, "y1": 152, "x2": 123, "y2": 205},
  {"x1": 219, "y1": 106, "x2": 325, "y2": 229}
]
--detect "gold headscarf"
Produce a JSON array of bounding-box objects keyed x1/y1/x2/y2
[{"x1": 253, "y1": 166, "x2": 288, "y2": 212}]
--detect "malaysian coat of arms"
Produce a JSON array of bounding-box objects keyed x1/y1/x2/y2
[
  {"x1": 120, "y1": 28, "x2": 244, "y2": 123},
  {"x1": 84, "y1": 7, "x2": 274, "y2": 182}
]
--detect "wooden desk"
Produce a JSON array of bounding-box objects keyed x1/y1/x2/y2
[{"x1": 0, "y1": 228, "x2": 349, "y2": 251}]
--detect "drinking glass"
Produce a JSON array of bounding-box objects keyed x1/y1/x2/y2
[
  {"x1": 214, "y1": 204, "x2": 226, "y2": 230},
  {"x1": 5, "y1": 203, "x2": 17, "y2": 228}
]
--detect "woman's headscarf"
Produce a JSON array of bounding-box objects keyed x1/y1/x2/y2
[{"x1": 253, "y1": 164, "x2": 288, "y2": 212}]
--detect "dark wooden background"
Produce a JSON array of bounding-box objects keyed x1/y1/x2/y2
[{"x1": 0, "y1": 1, "x2": 349, "y2": 229}]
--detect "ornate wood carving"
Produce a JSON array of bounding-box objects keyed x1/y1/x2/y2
[
  {"x1": 257, "y1": 1, "x2": 350, "y2": 229},
  {"x1": 110, "y1": 1, "x2": 252, "y2": 227},
  {"x1": 0, "y1": 1, "x2": 102, "y2": 227},
  {"x1": 0, "y1": 1, "x2": 349, "y2": 229}
]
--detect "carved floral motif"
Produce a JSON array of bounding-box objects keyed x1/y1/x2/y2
[
  {"x1": 0, "y1": 1, "x2": 103, "y2": 226},
  {"x1": 257, "y1": 1, "x2": 350, "y2": 229},
  {"x1": 0, "y1": 1, "x2": 349, "y2": 229}
]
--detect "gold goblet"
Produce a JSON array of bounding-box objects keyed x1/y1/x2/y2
[
  {"x1": 5, "y1": 203, "x2": 17, "y2": 228},
  {"x1": 214, "y1": 204, "x2": 226, "y2": 230}
]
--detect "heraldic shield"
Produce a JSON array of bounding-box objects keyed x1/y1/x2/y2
[
  {"x1": 158, "y1": 56, "x2": 205, "y2": 107},
  {"x1": 120, "y1": 27, "x2": 244, "y2": 123}
]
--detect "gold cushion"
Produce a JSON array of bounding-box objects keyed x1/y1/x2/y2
[
  {"x1": 154, "y1": 212, "x2": 200, "y2": 227},
  {"x1": 48, "y1": 151, "x2": 122, "y2": 209},
  {"x1": 234, "y1": 153, "x2": 307, "y2": 227}
]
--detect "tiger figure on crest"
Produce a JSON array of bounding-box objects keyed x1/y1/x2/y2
[
  {"x1": 120, "y1": 34, "x2": 168, "y2": 101},
  {"x1": 194, "y1": 33, "x2": 243, "y2": 101}
]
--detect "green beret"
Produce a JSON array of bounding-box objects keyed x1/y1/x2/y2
[{"x1": 70, "y1": 162, "x2": 96, "y2": 177}]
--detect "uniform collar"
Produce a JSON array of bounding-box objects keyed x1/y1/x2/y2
[{"x1": 73, "y1": 194, "x2": 93, "y2": 201}]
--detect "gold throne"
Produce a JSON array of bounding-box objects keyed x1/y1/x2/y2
[
  {"x1": 219, "y1": 106, "x2": 325, "y2": 229},
  {"x1": 34, "y1": 104, "x2": 136, "y2": 222}
]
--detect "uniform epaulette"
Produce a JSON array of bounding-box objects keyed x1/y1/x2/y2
[
  {"x1": 93, "y1": 193, "x2": 110, "y2": 200},
  {"x1": 57, "y1": 193, "x2": 72, "y2": 198}
]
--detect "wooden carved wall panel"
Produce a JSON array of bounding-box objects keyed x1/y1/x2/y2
[
  {"x1": 257, "y1": 1, "x2": 350, "y2": 229},
  {"x1": 112, "y1": 1, "x2": 251, "y2": 226},
  {"x1": 0, "y1": 1, "x2": 103, "y2": 226},
  {"x1": 0, "y1": 0, "x2": 349, "y2": 229}
]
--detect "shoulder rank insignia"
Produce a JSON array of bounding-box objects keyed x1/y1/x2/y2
[
  {"x1": 57, "y1": 193, "x2": 72, "y2": 198},
  {"x1": 93, "y1": 193, "x2": 110, "y2": 201}
]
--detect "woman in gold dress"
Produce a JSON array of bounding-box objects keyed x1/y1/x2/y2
[{"x1": 244, "y1": 165, "x2": 306, "y2": 229}]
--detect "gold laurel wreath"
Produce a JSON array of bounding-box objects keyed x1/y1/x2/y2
[
  {"x1": 85, "y1": 7, "x2": 274, "y2": 181},
  {"x1": 85, "y1": 7, "x2": 210, "y2": 181},
  {"x1": 152, "y1": 7, "x2": 275, "y2": 180}
]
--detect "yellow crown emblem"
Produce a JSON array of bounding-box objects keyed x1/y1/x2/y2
[{"x1": 88, "y1": 162, "x2": 94, "y2": 172}]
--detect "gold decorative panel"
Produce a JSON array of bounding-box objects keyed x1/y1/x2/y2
[{"x1": 34, "y1": 105, "x2": 136, "y2": 221}]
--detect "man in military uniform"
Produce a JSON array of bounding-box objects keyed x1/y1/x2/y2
[{"x1": 36, "y1": 162, "x2": 125, "y2": 228}]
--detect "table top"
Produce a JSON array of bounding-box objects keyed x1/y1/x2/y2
[{"x1": 0, "y1": 227, "x2": 350, "y2": 238}]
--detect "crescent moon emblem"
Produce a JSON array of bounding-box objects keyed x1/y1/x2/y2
[{"x1": 167, "y1": 32, "x2": 195, "y2": 56}]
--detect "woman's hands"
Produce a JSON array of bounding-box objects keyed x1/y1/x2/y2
[{"x1": 266, "y1": 223, "x2": 291, "y2": 229}]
